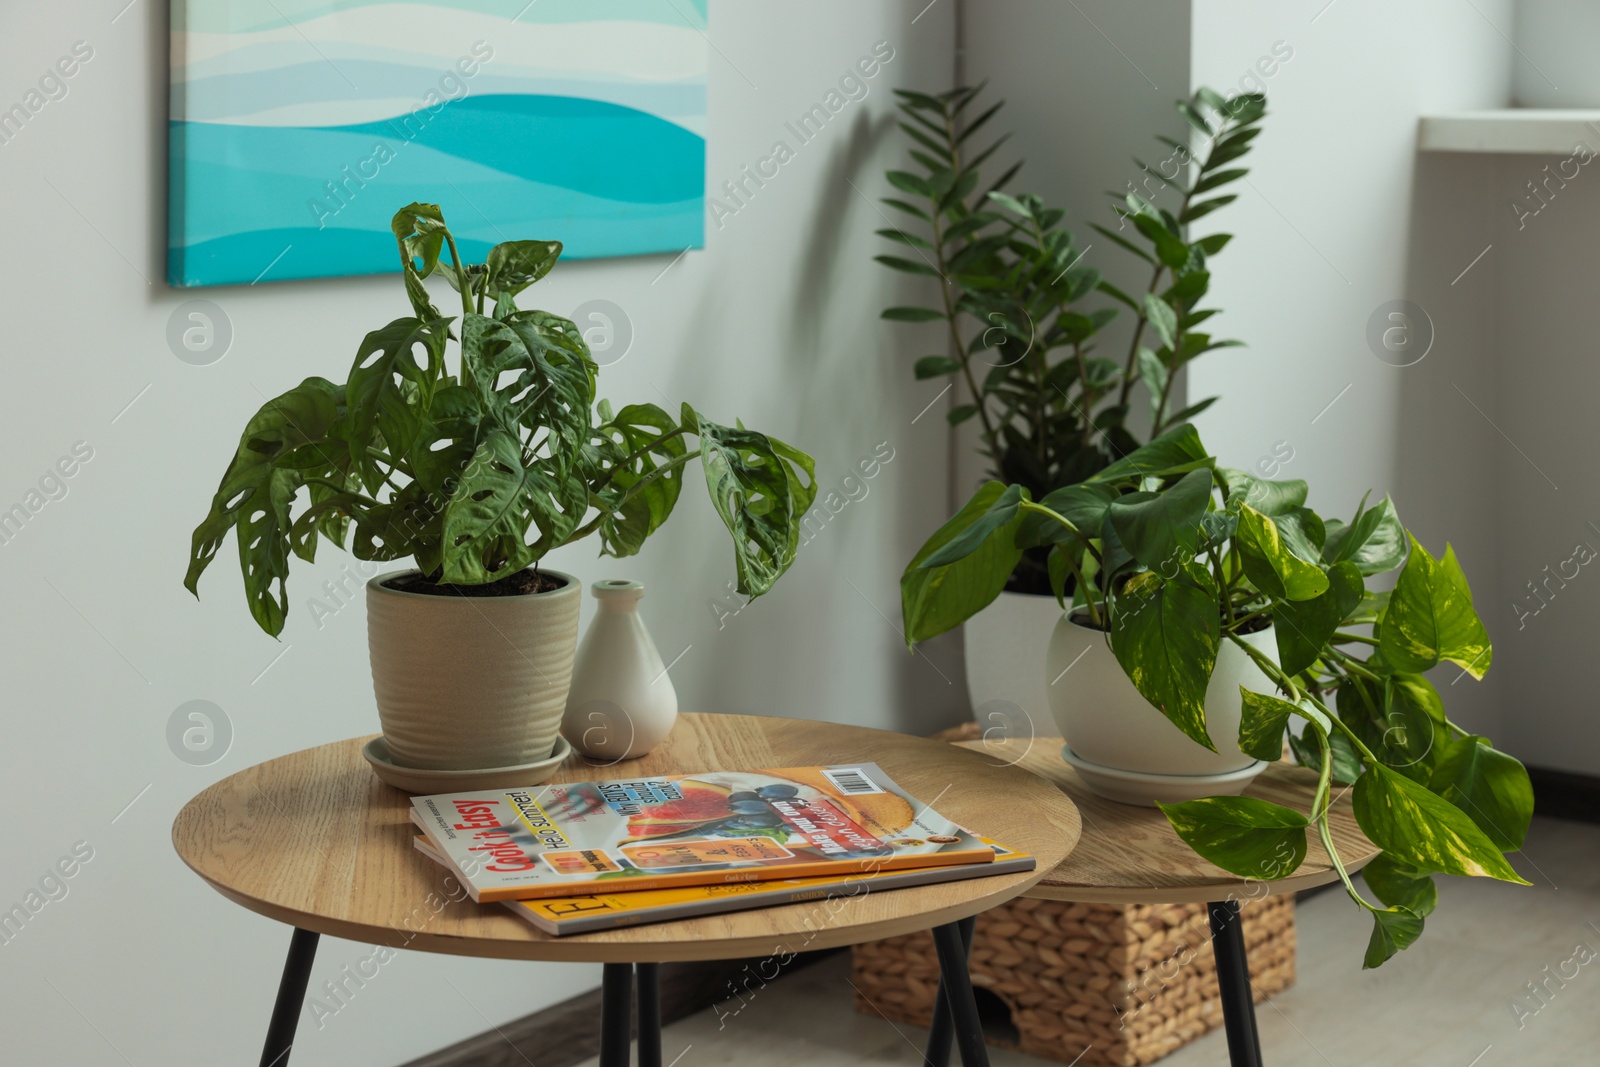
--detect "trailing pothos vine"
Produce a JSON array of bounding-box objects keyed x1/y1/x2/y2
[
  {"x1": 186, "y1": 204, "x2": 816, "y2": 636},
  {"x1": 903, "y1": 424, "x2": 1532, "y2": 968}
]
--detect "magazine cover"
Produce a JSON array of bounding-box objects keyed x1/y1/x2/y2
[{"x1": 410, "y1": 763, "x2": 993, "y2": 902}]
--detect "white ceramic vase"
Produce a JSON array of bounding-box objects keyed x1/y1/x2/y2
[
  {"x1": 561, "y1": 579, "x2": 678, "y2": 761},
  {"x1": 963, "y1": 590, "x2": 1063, "y2": 733},
  {"x1": 366, "y1": 569, "x2": 580, "y2": 771},
  {"x1": 1046, "y1": 612, "x2": 1277, "y2": 805}
]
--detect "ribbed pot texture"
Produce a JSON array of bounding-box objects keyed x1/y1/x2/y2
[{"x1": 367, "y1": 569, "x2": 581, "y2": 771}]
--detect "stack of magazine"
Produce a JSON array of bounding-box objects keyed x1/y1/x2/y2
[{"x1": 408, "y1": 762, "x2": 1034, "y2": 935}]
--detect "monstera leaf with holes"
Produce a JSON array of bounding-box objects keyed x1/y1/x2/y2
[
  {"x1": 899, "y1": 423, "x2": 1532, "y2": 968},
  {"x1": 186, "y1": 204, "x2": 816, "y2": 637}
]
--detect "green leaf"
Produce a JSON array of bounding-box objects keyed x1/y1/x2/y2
[
  {"x1": 1136, "y1": 347, "x2": 1169, "y2": 411},
  {"x1": 1378, "y1": 534, "x2": 1492, "y2": 679},
  {"x1": 883, "y1": 306, "x2": 945, "y2": 322},
  {"x1": 1352, "y1": 763, "x2": 1529, "y2": 883},
  {"x1": 1181, "y1": 195, "x2": 1237, "y2": 224},
  {"x1": 914, "y1": 355, "x2": 962, "y2": 379},
  {"x1": 1273, "y1": 561, "x2": 1364, "y2": 675},
  {"x1": 1143, "y1": 293, "x2": 1179, "y2": 349},
  {"x1": 441, "y1": 428, "x2": 582, "y2": 584},
  {"x1": 1020, "y1": 482, "x2": 1118, "y2": 547},
  {"x1": 1238, "y1": 688, "x2": 1300, "y2": 762},
  {"x1": 473, "y1": 311, "x2": 598, "y2": 478},
  {"x1": 1326, "y1": 495, "x2": 1406, "y2": 574},
  {"x1": 483, "y1": 240, "x2": 562, "y2": 306},
  {"x1": 1089, "y1": 423, "x2": 1213, "y2": 485},
  {"x1": 1274, "y1": 507, "x2": 1326, "y2": 564},
  {"x1": 692, "y1": 409, "x2": 816, "y2": 599},
  {"x1": 1380, "y1": 673, "x2": 1449, "y2": 779},
  {"x1": 1193, "y1": 168, "x2": 1248, "y2": 195},
  {"x1": 1220, "y1": 468, "x2": 1307, "y2": 515},
  {"x1": 1293, "y1": 724, "x2": 1363, "y2": 785},
  {"x1": 1163, "y1": 396, "x2": 1219, "y2": 425},
  {"x1": 1107, "y1": 468, "x2": 1213, "y2": 573},
  {"x1": 1430, "y1": 735, "x2": 1534, "y2": 851},
  {"x1": 590, "y1": 403, "x2": 688, "y2": 558},
  {"x1": 185, "y1": 377, "x2": 347, "y2": 636},
  {"x1": 1176, "y1": 101, "x2": 1212, "y2": 135},
  {"x1": 1235, "y1": 504, "x2": 1330, "y2": 601},
  {"x1": 1088, "y1": 222, "x2": 1157, "y2": 266},
  {"x1": 987, "y1": 190, "x2": 1033, "y2": 218},
  {"x1": 1048, "y1": 543, "x2": 1073, "y2": 605},
  {"x1": 902, "y1": 482, "x2": 1025, "y2": 645},
  {"x1": 885, "y1": 170, "x2": 932, "y2": 197},
  {"x1": 947, "y1": 403, "x2": 979, "y2": 426},
  {"x1": 1110, "y1": 565, "x2": 1220, "y2": 749},
  {"x1": 883, "y1": 197, "x2": 932, "y2": 221},
  {"x1": 1362, "y1": 853, "x2": 1438, "y2": 917},
  {"x1": 919, "y1": 484, "x2": 1026, "y2": 569},
  {"x1": 1158, "y1": 796, "x2": 1309, "y2": 879},
  {"x1": 345, "y1": 317, "x2": 449, "y2": 489},
  {"x1": 874, "y1": 254, "x2": 940, "y2": 277},
  {"x1": 391, "y1": 202, "x2": 447, "y2": 319},
  {"x1": 1364, "y1": 907, "x2": 1424, "y2": 969}
]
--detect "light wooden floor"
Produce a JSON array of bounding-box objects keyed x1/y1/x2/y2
[{"x1": 577, "y1": 816, "x2": 1600, "y2": 1067}]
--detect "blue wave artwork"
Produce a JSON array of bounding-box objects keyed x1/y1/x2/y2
[{"x1": 168, "y1": 0, "x2": 707, "y2": 287}]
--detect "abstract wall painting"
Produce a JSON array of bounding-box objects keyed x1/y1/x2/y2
[{"x1": 168, "y1": 0, "x2": 707, "y2": 287}]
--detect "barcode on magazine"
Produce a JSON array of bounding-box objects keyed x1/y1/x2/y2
[{"x1": 821, "y1": 767, "x2": 883, "y2": 795}]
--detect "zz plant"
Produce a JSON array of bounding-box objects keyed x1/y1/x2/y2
[
  {"x1": 903, "y1": 424, "x2": 1532, "y2": 967},
  {"x1": 878, "y1": 84, "x2": 1266, "y2": 595},
  {"x1": 186, "y1": 204, "x2": 816, "y2": 635}
]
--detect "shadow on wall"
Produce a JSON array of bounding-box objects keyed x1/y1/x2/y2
[{"x1": 1401, "y1": 147, "x2": 1536, "y2": 751}]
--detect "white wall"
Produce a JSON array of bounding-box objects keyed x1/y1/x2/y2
[
  {"x1": 1487, "y1": 145, "x2": 1600, "y2": 773},
  {"x1": 0, "y1": 3, "x2": 956, "y2": 1064},
  {"x1": 1189, "y1": 0, "x2": 1516, "y2": 740},
  {"x1": 957, "y1": 0, "x2": 1192, "y2": 494}
]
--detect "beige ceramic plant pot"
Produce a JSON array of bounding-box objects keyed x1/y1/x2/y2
[{"x1": 366, "y1": 569, "x2": 581, "y2": 771}]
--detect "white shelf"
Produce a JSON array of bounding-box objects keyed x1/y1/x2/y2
[{"x1": 1419, "y1": 109, "x2": 1600, "y2": 154}]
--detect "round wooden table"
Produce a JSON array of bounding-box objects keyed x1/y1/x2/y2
[
  {"x1": 946, "y1": 738, "x2": 1380, "y2": 1067},
  {"x1": 173, "y1": 713, "x2": 1081, "y2": 1067}
]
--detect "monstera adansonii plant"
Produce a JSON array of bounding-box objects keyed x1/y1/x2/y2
[{"x1": 185, "y1": 204, "x2": 816, "y2": 635}]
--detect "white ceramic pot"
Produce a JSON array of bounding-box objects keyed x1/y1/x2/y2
[
  {"x1": 1046, "y1": 613, "x2": 1276, "y2": 803},
  {"x1": 562, "y1": 579, "x2": 678, "y2": 761},
  {"x1": 963, "y1": 590, "x2": 1063, "y2": 731},
  {"x1": 1513, "y1": 0, "x2": 1600, "y2": 107},
  {"x1": 367, "y1": 569, "x2": 580, "y2": 771}
]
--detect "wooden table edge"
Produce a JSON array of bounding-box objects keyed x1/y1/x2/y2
[
  {"x1": 1024, "y1": 851, "x2": 1375, "y2": 904},
  {"x1": 182, "y1": 861, "x2": 1063, "y2": 963}
]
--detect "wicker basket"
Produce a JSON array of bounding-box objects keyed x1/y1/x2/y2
[{"x1": 851, "y1": 894, "x2": 1295, "y2": 1066}]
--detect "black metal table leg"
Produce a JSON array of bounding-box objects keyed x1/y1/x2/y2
[
  {"x1": 1208, "y1": 900, "x2": 1264, "y2": 1067},
  {"x1": 636, "y1": 962, "x2": 662, "y2": 1067},
  {"x1": 931, "y1": 919, "x2": 991, "y2": 1067},
  {"x1": 259, "y1": 927, "x2": 319, "y2": 1067},
  {"x1": 599, "y1": 962, "x2": 634, "y2": 1067},
  {"x1": 922, "y1": 915, "x2": 975, "y2": 1067}
]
